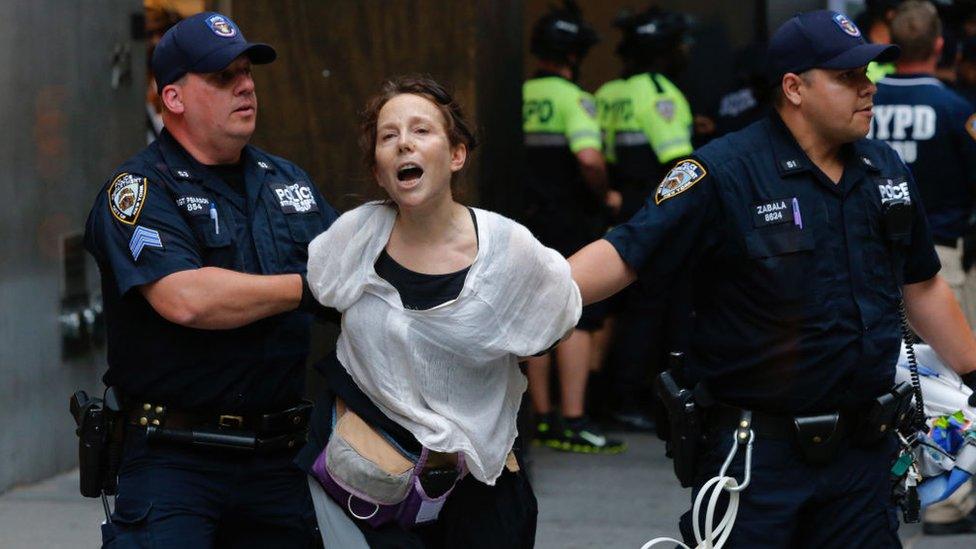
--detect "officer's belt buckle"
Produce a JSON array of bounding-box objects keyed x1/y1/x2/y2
[{"x1": 219, "y1": 414, "x2": 244, "y2": 429}]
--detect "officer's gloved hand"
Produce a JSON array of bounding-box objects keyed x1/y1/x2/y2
[
  {"x1": 299, "y1": 274, "x2": 341, "y2": 325},
  {"x1": 963, "y1": 233, "x2": 976, "y2": 272},
  {"x1": 961, "y1": 212, "x2": 976, "y2": 272}
]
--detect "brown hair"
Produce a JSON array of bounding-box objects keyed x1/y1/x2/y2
[
  {"x1": 359, "y1": 76, "x2": 478, "y2": 174},
  {"x1": 890, "y1": 0, "x2": 942, "y2": 63}
]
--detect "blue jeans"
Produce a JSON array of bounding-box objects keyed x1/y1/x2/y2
[
  {"x1": 101, "y1": 427, "x2": 319, "y2": 548},
  {"x1": 679, "y1": 430, "x2": 901, "y2": 548}
]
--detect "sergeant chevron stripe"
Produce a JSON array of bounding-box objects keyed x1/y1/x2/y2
[{"x1": 129, "y1": 226, "x2": 163, "y2": 260}]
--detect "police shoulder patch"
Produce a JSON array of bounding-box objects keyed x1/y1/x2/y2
[
  {"x1": 655, "y1": 160, "x2": 707, "y2": 205},
  {"x1": 108, "y1": 173, "x2": 148, "y2": 225},
  {"x1": 655, "y1": 99, "x2": 676, "y2": 122},
  {"x1": 966, "y1": 113, "x2": 976, "y2": 142}
]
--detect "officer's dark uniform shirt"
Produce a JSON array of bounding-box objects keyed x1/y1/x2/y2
[
  {"x1": 84, "y1": 129, "x2": 337, "y2": 414},
  {"x1": 872, "y1": 74, "x2": 976, "y2": 243},
  {"x1": 606, "y1": 113, "x2": 940, "y2": 414}
]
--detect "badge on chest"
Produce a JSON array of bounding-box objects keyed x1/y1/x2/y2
[
  {"x1": 175, "y1": 196, "x2": 210, "y2": 215},
  {"x1": 269, "y1": 182, "x2": 319, "y2": 214}
]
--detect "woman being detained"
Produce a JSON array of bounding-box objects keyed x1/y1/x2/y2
[{"x1": 297, "y1": 76, "x2": 581, "y2": 548}]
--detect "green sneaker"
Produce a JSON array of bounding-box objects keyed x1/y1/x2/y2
[
  {"x1": 553, "y1": 416, "x2": 627, "y2": 454},
  {"x1": 533, "y1": 413, "x2": 562, "y2": 447}
]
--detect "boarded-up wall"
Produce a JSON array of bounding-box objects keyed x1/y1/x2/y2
[{"x1": 232, "y1": 1, "x2": 523, "y2": 215}]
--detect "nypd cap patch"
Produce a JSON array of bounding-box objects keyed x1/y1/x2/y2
[
  {"x1": 966, "y1": 113, "x2": 976, "y2": 142},
  {"x1": 206, "y1": 14, "x2": 237, "y2": 37},
  {"x1": 109, "y1": 173, "x2": 148, "y2": 225},
  {"x1": 832, "y1": 13, "x2": 861, "y2": 37},
  {"x1": 655, "y1": 160, "x2": 706, "y2": 204}
]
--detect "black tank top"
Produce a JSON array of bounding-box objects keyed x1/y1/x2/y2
[{"x1": 374, "y1": 208, "x2": 479, "y2": 309}]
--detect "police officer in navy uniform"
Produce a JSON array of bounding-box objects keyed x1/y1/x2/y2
[
  {"x1": 872, "y1": 0, "x2": 976, "y2": 534},
  {"x1": 569, "y1": 10, "x2": 976, "y2": 546},
  {"x1": 84, "y1": 12, "x2": 336, "y2": 547}
]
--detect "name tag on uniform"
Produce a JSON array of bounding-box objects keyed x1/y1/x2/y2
[
  {"x1": 753, "y1": 197, "x2": 799, "y2": 228},
  {"x1": 175, "y1": 196, "x2": 210, "y2": 216},
  {"x1": 269, "y1": 182, "x2": 319, "y2": 214}
]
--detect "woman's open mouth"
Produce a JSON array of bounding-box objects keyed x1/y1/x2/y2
[{"x1": 397, "y1": 163, "x2": 424, "y2": 185}]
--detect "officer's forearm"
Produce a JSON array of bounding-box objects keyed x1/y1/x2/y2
[
  {"x1": 141, "y1": 267, "x2": 302, "y2": 330},
  {"x1": 904, "y1": 275, "x2": 976, "y2": 375},
  {"x1": 568, "y1": 239, "x2": 636, "y2": 305}
]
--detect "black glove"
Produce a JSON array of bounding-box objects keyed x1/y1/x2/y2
[
  {"x1": 963, "y1": 233, "x2": 976, "y2": 272},
  {"x1": 961, "y1": 211, "x2": 976, "y2": 271},
  {"x1": 298, "y1": 273, "x2": 341, "y2": 325}
]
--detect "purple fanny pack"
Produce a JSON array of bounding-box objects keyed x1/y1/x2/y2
[{"x1": 311, "y1": 403, "x2": 466, "y2": 529}]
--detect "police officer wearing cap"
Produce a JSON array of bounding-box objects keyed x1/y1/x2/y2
[
  {"x1": 570, "y1": 10, "x2": 976, "y2": 546},
  {"x1": 522, "y1": 0, "x2": 625, "y2": 454},
  {"x1": 84, "y1": 12, "x2": 336, "y2": 547}
]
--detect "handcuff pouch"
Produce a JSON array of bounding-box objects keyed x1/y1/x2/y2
[{"x1": 793, "y1": 413, "x2": 843, "y2": 466}]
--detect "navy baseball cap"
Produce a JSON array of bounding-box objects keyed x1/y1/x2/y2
[
  {"x1": 151, "y1": 12, "x2": 276, "y2": 93},
  {"x1": 767, "y1": 10, "x2": 899, "y2": 84}
]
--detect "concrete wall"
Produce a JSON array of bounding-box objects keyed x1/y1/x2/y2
[{"x1": 0, "y1": 0, "x2": 144, "y2": 494}]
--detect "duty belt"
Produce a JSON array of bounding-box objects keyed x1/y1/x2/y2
[
  {"x1": 127, "y1": 400, "x2": 312, "y2": 454},
  {"x1": 705, "y1": 382, "x2": 915, "y2": 466},
  {"x1": 705, "y1": 404, "x2": 856, "y2": 443}
]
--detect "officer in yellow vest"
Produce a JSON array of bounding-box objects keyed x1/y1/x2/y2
[
  {"x1": 522, "y1": 0, "x2": 625, "y2": 454},
  {"x1": 597, "y1": 6, "x2": 694, "y2": 221},
  {"x1": 856, "y1": 0, "x2": 902, "y2": 82},
  {"x1": 595, "y1": 6, "x2": 696, "y2": 433}
]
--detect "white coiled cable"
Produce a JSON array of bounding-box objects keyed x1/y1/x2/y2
[{"x1": 640, "y1": 430, "x2": 755, "y2": 549}]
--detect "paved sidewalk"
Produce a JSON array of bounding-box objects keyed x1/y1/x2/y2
[
  {"x1": 1, "y1": 433, "x2": 974, "y2": 548},
  {"x1": 531, "y1": 433, "x2": 976, "y2": 549}
]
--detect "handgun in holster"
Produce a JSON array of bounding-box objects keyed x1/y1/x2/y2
[
  {"x1": 69, "y1": 387, "x2": 124, "y2": 499},
  {"x1": 655, "y1": 356, "x2": 702, "y2": 488}
]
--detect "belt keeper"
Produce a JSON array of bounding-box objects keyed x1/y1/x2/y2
[
  {"x1": 219, "y1": 414, "x2": 244, "y2": 429},
  {"x1": 736, "y1": 411, "x2": 752, "y2": 445}
]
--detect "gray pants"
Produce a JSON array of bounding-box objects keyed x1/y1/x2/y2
[{"x1": 307, "y1": 475, "x2": 370, "y2": 549}]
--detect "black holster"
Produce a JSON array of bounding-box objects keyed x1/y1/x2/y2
[
  {"x1": 69, "y1": 388, "x2": 124, "y2": 498},
  {"x1": 862, "y1": 381, "x2": 915, "y2": 442},
  {"x1": 655, "y1": 369, "x2": 702, "y2": 488}
]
